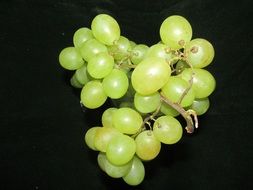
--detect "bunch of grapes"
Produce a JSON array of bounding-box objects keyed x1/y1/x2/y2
[{"x1": 59, "y1": 14, "x2": 216, "y2": 186}]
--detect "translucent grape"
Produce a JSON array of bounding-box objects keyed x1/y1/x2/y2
[
  {"x1": 73, "y1": 27, "x2": 94, "y2": 49},
  {"x1": 130, "y1": 44, "x2": 149, "y2": 65},
  {"x1": 122, "y1": 156, "x2": 145, "y2": 186},
  {"x1": 131, "y1": 57, "x2": 171, "y2": 95},
  {"x1": 160, "y1": 102, "x2": 179, "y2": 117},
  {"x1": 160, "y1": 15, "x2": 192, "y2": 50},
  {"x1": 75, "y1": 63, "x2": 90, "y2": 85},
  {"x1": 175, "y1": 60, "x2": 189, "y2": 74},
  {"x1": 80, "y1": 80, "x2": 107, "y2": 109},
  {"x1": 188, "y1": 98, "x2": 210, "y2": 115},
  {"x1": 134, "y1": 92, "x2": 161, "y2": 113},
  {"x1": 112, "y1": 107, "x2": 143, "y2": 134},
  {"x1": 153, "y1": 115, "x2": 183, "y2": 144},
  {"x1": 135, "y1": 130, "x2": 161, "y2": 161},
  {"x1": 106, "y1": 134, "x2": 136, "y2": 166},
  {"x1": 129, "y1": 40, "x2": 137, "y2": 49},
  {"x1": 108, "y1": 36, "x2": 131, "y2": 61},
  {"x1": 97, "y1": 152, "x2": 107, "y2": 172},
  {"x1": 91, "y1": 14, "x2": 120, "y2": 45},
  {"x1": 145, "y1": 44, "x2": 175, "y2": 62},
  {"x1": 84, "y1": 126, "x2": 101, "y2": 150},
  {"x1": 102, "y1": 107, "x2": 118, "y2": 128},
  {"x1": 59, "y1": 47, "x2": 84, "y2": 70},
  {"x1": 70, "y1": 73, "x2": 83, "y2": 88}
]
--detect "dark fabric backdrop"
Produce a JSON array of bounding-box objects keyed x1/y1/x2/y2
[{"x1": 1, "y1": 0, "x2": 253, "y2": 189}]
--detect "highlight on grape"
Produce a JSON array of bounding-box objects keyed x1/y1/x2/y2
[{"x1": 58, "y1": 14, "x2": 216, "y2": 186}]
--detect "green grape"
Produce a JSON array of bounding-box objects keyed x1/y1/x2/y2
[
  {"x1": 131, "y1": 57, "x2": 171, "y2": 95},
  {"x1": 122, "y1": 156, "x2": 145, "y2": 186},
  {"x1": 161, "y1": 76, "x2": 195, "y2": 107},
  {"x1": 80, "y1": 39, "x2": 107, "y2": 62},
  {"x1": 91, "y1": 14, "x2": 120, "y2": 45},
  {"x1": 75, "y1": 63, "x2": 90, "y2": 85},
  {"x1": 80, "y1": 80, "x2": 107, "y2": 109},
  {"x1": 130, "y1": 44, "x2": 149, "y2": 65},
  {"x1": 112, "y1": 107, "x2": 143, "y2": 134},
  {"x1": 184, "y1": 38, "x2": 214, "y2": 68},
  {"x1": 106, "y1": 134, "x2": 136, "y2": 166},
  {"x1": 70, "y1": 73, "x2": 83, "y2": 88},
  {"x1": 129, "y1": 40, "x2": 137, "y2": 49},
  {"x1": 108, "y1": 36, "x2": 131, "y2": 61},
  {"x1": 135, "y1": 130, "x2": 161, "y2": 161},
  {"x1": 97, "y1": 151, "x2": 107, "y2": 172},
  {"x1": 145, "y1": 44, "x2": 175, "y2": 63},
  {"x1": 102, "y1": 107, "x2": 118, "y2": 128},
  {"x1": 94, "y1": 127, "x2": 121, "y2": 152},
  {"x1": 153, "y1": 116, "x2": 183, "y2": 144},
  {"x1": 73, "y1": 27, "x2": 94, "y2": 49},
  {"x1": 160, "y1": 102, "x2": 179, "y2": 117},
  {"x1": 188, "y1": 98, "x2": 210, "y2": 115},
  {"x1": 175, "y1": 60, "x2": 189, "y2": 74},
  {"x1": 119, "y1": 101, "x2": 135, "y2": 109},
  {"x1": 59, "y1": 47, "x2": 84, "y2": 70},
  {"x1": 87, "y1": 52, "x2": 114, "y2": 79},
  {"x1": 180, "y1": 68, "x2": 216, "y2": 98},
  {"x1": 134, "y1": 92, "x2": 161, "y2": 113},
  {"x1": 84, "y1": 126, "x2": 101, "y2": 150},
  {"x1": 102, "y1": 69, "x2": 129, "y2": 99},
  {"x1": 160, "y1": 15, "x2": 192, "y2": 50}
]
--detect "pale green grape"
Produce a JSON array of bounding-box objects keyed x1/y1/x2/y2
[
  {"x1": 129, "y1": 40, "x2": 137, "y2": 49},
  {"x1": 130, "y1": 44, "x2": 149, "y2": 65},
  {"x1": 134, "y1": 92, "x2": 161, "y2": 113},
  {"x1": 80, "y1": 80, "x2": 107, "y2": 109},
  {"x1": 102, "y1": 107, "x2": 118, "y2": 128},
  {"x1": 70, "y1": 73, "x2": 83, "y2": 88},
  {"x1": 102, "y1": 69, "x2": 129, "y2": 99},
  {"x1": 108, "y1": 36, "x2": 131, "y2": 61},
  {"x1": 73, "y1": 27, "x2": 94, "y2": 49},
  {"x1": 153, "y1": 115, "x2": 183, "y2": 144},
  {"x1": 106, "y1": 134, "x2": 136, "y2": 166},
  {"x1": 131, "y1": 57, "x2": 171, "y2": 95},
  {"x1": 91, "y1": 14, "x2": 120, "y2": 45},
  {"x1": 184, "y1": 38, "x2": 214, "y2": 68},
  {"x1": 84, "y1": 126, "x2": 101, "y2": 150},
  {"x1": 160, "y1": 102, "x2": 179, "y2": 117},
  {"x1": 160, "y1": 15, "x2": 192, "y2": 50},
  {"x1": 145, "y1": 44, "x2": 175, "y2": 63},
  {"x1": 119, "y1": 101, "x2": 135, "y2": 109},
  {"x1": 59, "y1": 47, "x2": 84, "y2": 70},
  {"x1": 175, "y1": 60, "x2": 189, "y2": 74},
  {"x1": 87, "y1": 52, "x2": 114, "y2": 79},
  {"x1": 75, "y1": 63, "x2": 90, "y2": 85},
  {"x1": 97, "y1": 152, "x2": 107, "y2": 172},
  {"x1": 112, "y1": 107, "x2": 143, "y2": 134},
  {"x1": 135, "y1": 130, "x2": 161, "y2": 161},
  {"x1": 122, "y1": 156, "x2": 145, "y2": 186},
  {"x1": 180, "y1": 68, "x2": 216, "y2": 98},
  {"x1": 80, "y1": 39, "x2": 107, "y2": 62},
  {"x1": 188, "y1": 98, "x2": 210, "y2": 115},
  {"x1": 94, "y1": 127, "x2": 121, "y2": 152},
  {"x1": 161, "y1": 76, "x2": 195, "y2": 107}
]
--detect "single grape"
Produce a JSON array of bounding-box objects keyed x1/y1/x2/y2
[
  {"x1": 160, "y1": 102, "x2": 179, "y2": 117},
  {"x1": 70, "y1": 73, "x2": 83, "y2": 88},
  {"x1": 161, "y1": 76, "x2": 195, "y2": 107},
  {"x1": 122, "y1": 156, "x2": 145, "y2": 186},
  {"x1": 91, "y1": 14, "x2": 120, "y2": 45},
  {"x1": 87, "y1": 52, "x2": 114, "y2": 79},
  {"x1": 135, "y1": 130, "x2": 161, "y2": 161},
  {"x1": 130, "y1": 44, "x2": 149, "y2": 65},
  {"x1": 131, "y1": 57, "x2": 171, "y2": 95},
  {"x1": 102, "y1": 107, "x2": 118, "y2": 128},
  {"x1": 180, "y1": 68, "x2": 216, "y2": 98},
  {"x1": 175, "y1": 60, "x2": 189, "y2": 74},
  {"x1": 80, "y1": 80, "x2": 107, "y2": 109},
  {"x1": 75, "y1": 63, "x2": 91, "y2": 85},
  {"x1": 184, "y1": 38, "x2": 214, "y2": 68},
  {"x1": 112, "y1": 107, "x2": 143, "y2": 134},
  {"x1": 160, "y1": 15, "x2": 192, "y2": 50},
  {"x1": 102, "y1": 69, "x2": 129, "y2": 99},
  {"x1": 97, "y1": 152, "x2": 107, "y2": 172},
  {"x1": 108, "y1": 36, "x2": 131, "y2": 61},
  {"x1": 80, "y1": 39, "x2": 107, "y2": 62},
  {"x1": 73, "y1": 27, "x2": 94, "y2": 49},
  {"x1": 153, "y1": 115, "x2": 183, "y2": 144},
  {"x1": 188, "y1": 98, "x2": 210, "y2": 115},
  {"x1": 119, "y1": 101, "x2": 135, "y2": 109},
  {"x1": 129, "y1": 40, "x2": 137, "y2": 49},
  {"x1": 59, "y1": 47, "x2": 84, "y2": 70},
  {"x1": 84, "y1": 126, "x2": 101, "y2": 150},
  {"x1": 106, "y1": 134, "x2": 136, "y2": 166}
]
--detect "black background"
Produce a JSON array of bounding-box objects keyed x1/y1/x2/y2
[{"x1": 1, "y1": 0, "x2": 253, "y2": 189}]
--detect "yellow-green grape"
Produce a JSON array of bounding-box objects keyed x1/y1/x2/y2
[
  {"x1": 106, "y1": 134, "x2": 136, "y2": 166},
  {"x1": 112, "y1": 107, "x2": 143, "y2": 135},
  {"x1": 130, "y1": 44, "x2": 149, "y2": 65},
  {"x1": 180, "y1": 68, "x2": 216, "y2": 98},
  {"x1": 160, "y1": 15, "x2": 192, "y2": 50},
  {"x1": 80, "y1": 80, "x2": 107, "y2": 109},
  {"x1": 108, "y1": 36, "x2": 131, "y2": 61},
  {"x1": 160, "y1": 102, "x2": 179, "y2": 117},
  {"x1": 188, "y1": 98, "x2": 210, "y2": 115},
  {"x1": 97, "y1": 152, "x2": 107, "y2": 172},
  {"x1": 84, "y1": 126, "x2": 101, "y2": 150},
  {"x1": 102, "y1": 107, "x2": 118, "y2": 128},
  {"x1": 153, "y1": 116, "x2": 183, "y2": 144},
  {"x1": 129, "y1": 40, "x2": 137, "y2": 49},
  {"x1": 80, "y1": 39, "x2": 107, "y2": 62},
  {"x1": 59, "y1": 47, "x2": 84, "y2": 70},
  {"x1": 161, "y1": 76, "x2": 195, "y2": 107},
  {"x1": 122, "y1": 156, "x2": 145, "y2": 186},
  {"x1": 145, "y1": 44, "x2": 175, "y2": 63},
  {"x1": 135, "y1": 130, "x2": 161, "y2": 161},
  {"x1": 73, "y1": 27, "x2": 94, "y2": 49},
  {"x1": 91, "y1": 14, "x2": 120, "y2": 45},
  {"x1": 175, "y1": 60, "x2": 189, "y2": 74},
  {"x1": 75, "y1": 63, "x2": 91, "y2": 85},
  {"x1": 70, "y1": 73, "x2": 83, "y2": 88},
  {"x1": 131, "y1": 57, "x2": 171, "y2": 95},
  {"x1": 184, "y1": 38, "x2": 214, "y2": 68}
]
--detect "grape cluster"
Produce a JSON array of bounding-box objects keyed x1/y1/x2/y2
[{"x1": 59, "y1": 14, "x2": 216, "y2": 185}]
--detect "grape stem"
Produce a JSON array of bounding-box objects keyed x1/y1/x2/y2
[{"x1": 160, "y1": 94, "x2": 198, "y2": 133}]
